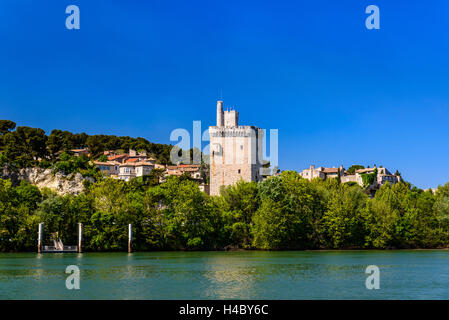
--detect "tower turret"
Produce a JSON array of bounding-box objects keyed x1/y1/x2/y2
[{"x1": 217, "y1": 100, "x2": 224, "y2": 127}]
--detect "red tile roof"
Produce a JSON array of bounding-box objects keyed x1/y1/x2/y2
[
  {"x1": 94, "y1": 161, "x2": 120, "y2": 166},
  {"x1": 108, "y1": 154, "x2": 127, "y2": 161},
  {"x1": 323, "y1": 168, "x2": 339, "y2": 173},
  {"x1": 120, "y1": 161, "x2": 154, "y2": 167},
  {"x1": 356, "y1": 168, "x2": 376, "y2": 173},
  {"x1": 178, "y1": 164, "x2": 200, "y2": 168}
]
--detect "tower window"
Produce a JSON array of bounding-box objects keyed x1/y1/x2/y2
[
  {"x1": 238, "y1": 169, "x2": 241, "y2": 174},
  {"x1": 240, "y1": 145, "x2": 243, "y2": 150}
]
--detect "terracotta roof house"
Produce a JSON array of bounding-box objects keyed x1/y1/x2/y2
[
  {"x1": 107, "y1": 150, "x2": 155, "y2": 164},
  {"x1": 94, "y1": 161, "x2": 121, "y2": 176},
  {"x1": 164, "y1": 164, "x2": 204, "y2": 180},
  {"x1": 118, "y1": 161, "x2": 155, "y2": 181},
  {"x1": 160, "y1": 164, "x2": 208, "y2": 193},
  {"x1": 108, "y1": 154, "x2": 128, "y2": 163}
]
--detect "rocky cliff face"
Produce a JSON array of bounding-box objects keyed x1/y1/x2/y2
[{"x1": 1, "y1": 167, "x2": 93, "y2": 195}]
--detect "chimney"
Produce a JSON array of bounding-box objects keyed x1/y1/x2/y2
[{"x1": 217, "y1": 100, "x2": 224, "y2": 127}]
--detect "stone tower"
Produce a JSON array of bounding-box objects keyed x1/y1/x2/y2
[{"x1": 209, "y1": 100, "x2": 264, "y2": 196}]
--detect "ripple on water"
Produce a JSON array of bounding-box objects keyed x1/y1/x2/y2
[{"x1": 1, "y1": 250, "x2": 449, "y2": 299}]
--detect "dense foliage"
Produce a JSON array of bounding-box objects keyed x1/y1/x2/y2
[
  {"x1": 0, "y1": 120, "x2": 173, "y2": 168},
  {"x1": 1, "y1": 171, "x2": 448, "y2": 252},
  {"x1": 360, "y1": 168, "x2": 378, "y2": 188},
  {"x1": 346, "y1": 165, "x2": 365, "y2": 174}
]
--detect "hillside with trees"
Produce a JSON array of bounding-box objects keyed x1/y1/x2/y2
[{"x1": 0, "y1": 120, "x2": 173, "y2": 171}]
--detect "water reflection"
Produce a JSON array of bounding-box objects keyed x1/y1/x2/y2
[{"x1": 1, "y1": 251, "x2": 449, "y2": 299}]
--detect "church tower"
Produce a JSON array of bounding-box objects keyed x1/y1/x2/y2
[{"x1": 209, "y1": 100, "x2": 264, "y2": 196}]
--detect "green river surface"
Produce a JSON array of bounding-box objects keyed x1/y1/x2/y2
[{"x1": 1, "y1": 250, "x2": 449, "y2": 299}]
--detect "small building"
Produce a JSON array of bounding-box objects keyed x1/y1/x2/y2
[
  {"x1": 300, "y1": 165, "x2": 401, "y2": 189},
  {"x1": 118, "y1": 163, "x2": 134, "y2": 181},
  {"x1": 164, "y1": 164, "x2": 204, "y2": 180},
  {"x1": 71, "y1": 148, "x2": 89, "y2": 157},
  {"x1": 299, "y1": 165, "x2": 344, "y2": 180},
  {"x1": 349, "y1": 167, "x2": 401, "y2": 188},
  {"x1": 103, "y1": 150, "x2": 115, "y2": 156},
  {"x1": 178, "y1": 164, "x2": 202, "y2": 180},
  {"x1": 118, "y1": 161, "x2": 155, "y2": 181},
  {"x1": 163, "y1": 164, "x2": 209, "y2": 193},
  {"x1": 94, "y1": 161, "x2": 120, "y2": 176},
  {"x1": 108, "y1": 150, "x2": 155, "y2": 164},
  {"x1": 166, "y1": 165, "x2": 182, "y2": 176},
  {"x1": 135, "y1": 162, "x2": 155, "y2": 177}
]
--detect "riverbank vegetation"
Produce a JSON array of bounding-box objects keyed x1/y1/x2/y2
[{"x1": 1, "y1": 170, "x2": 448, "y2": 252}]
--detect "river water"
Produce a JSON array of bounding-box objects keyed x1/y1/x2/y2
[{"x1": 1, "y1": 250, "x2": 449, "y2": 299}]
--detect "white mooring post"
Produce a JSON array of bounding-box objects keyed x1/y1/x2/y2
[
  {"x1": 78, "y1": 223, "x2": 83, "y2": 253},
  {"x1": 38, "y1": 223, "x2": 43, "y2": 253},
  {"x1": 128, "y1": 224, "x2": 132, "y2": 253}
]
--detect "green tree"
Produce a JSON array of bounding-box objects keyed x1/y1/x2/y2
[
  {"x1": 0, "y1": 179, "x2": 41, "y2": 251},
  {"x1": 216, "y1": 180, "x2": 259, "y2": 248},
  {"x1": 434, "y1": 183, "x2": 449, "y2": 245},
  {"x1": 157, "y1": 177, "x2": 221, "y2": 249},
  {"x1": 86, "y1": 135, "x2": 106, "y2": 158},
  {"x1": 2, "y1": 127, "x2": 47, "y2": 167},
  {"x1": 0, "y1": 120, "x2": 16, "y2": 135},
  {"x1": 47, "y1": 130, "x2": 74, "y2": 159},
  {"x1": 52, "y1": 152, "x2": 92, "y2": 175},
  {"x1": 0, "y1": 120, "x2": 16, "y2": 152},
  {"x1": 252, "y1": 198, "x2": 286, "y2": 249},
  {"x1": 252, "y1": 171, "x2": 325, "y2": 249},
  {"x1": 346, "y1": 165, "x2": 365, "y2": 174},
  {"x1": 322, "y1": 184, "x2": 368, "y2": 248}
]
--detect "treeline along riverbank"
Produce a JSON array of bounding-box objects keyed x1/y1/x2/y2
[{"x1": 1, "y1": 170, "x2": 449, "y2": 252}]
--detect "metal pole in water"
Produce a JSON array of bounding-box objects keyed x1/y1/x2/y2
[
  {"x1": 78, "y1": 223, "x2": 83, "y2": 253},
  {"x1": 128, "y1": 224, "x2": 132, "y2": 253},
  {"x1": 38, "y1": 223, "x2": 43, "y2": 253}
]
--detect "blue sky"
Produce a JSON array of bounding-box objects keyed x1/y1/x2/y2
[{"x1": 1, "y1": 0, "x2": 449, "y2": 188}]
